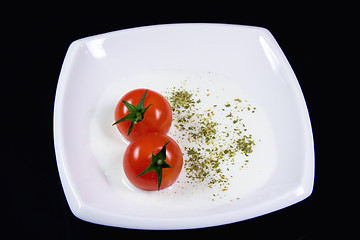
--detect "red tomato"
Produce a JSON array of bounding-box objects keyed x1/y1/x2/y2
[
  {"x1": 123, "y1": 133, "x2": 183, "y2": 191},
  {"x1": 114, "y1": 89, "x2": 172, "y2": 142}
]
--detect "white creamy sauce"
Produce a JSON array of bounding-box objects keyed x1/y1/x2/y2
[{"x1": 89, "y1": 70, "x2": 277, "y2": 210}]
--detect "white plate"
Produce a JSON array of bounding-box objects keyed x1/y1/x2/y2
[{"x1": 54, "y1": 23, "x2": 314, "y2": 229}]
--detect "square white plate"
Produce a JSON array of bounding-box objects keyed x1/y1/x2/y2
[{"x1": 54, "y1": 23, "x2": 314, "y2": 229}]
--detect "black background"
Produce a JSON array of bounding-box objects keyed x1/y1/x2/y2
[{"x1": 5, "y1": 3, "x2": 335, "y2": 239}]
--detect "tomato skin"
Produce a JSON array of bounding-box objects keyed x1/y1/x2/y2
[
  {"x1": 114, "y1": 89, "x2": 172, "y2": 142},
  {"x1": 123, "y1": 133, "x2": 183, "y2": 191}
]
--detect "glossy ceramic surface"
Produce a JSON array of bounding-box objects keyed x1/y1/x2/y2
[{"x1": 54, "y1": 23, "x2": 314, "y2": 229}]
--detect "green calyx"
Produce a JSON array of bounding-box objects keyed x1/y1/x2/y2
[
  {"x1": 137, "y1": 141, "x2": 172, "y2": 190},
  {"x1": 112, "y1": 89, "x2": 152, "y2": 136}
]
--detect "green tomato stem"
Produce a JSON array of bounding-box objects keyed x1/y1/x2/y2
[
  {"x1": 112, "y1": 89, "x2": 152, "y2": 136},
  {"x1": 136, "y1": 141, "x2": 172, "y2": 190}
]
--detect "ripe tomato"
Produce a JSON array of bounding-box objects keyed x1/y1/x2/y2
[
  {"x1": 123, "y1": 133, "x2": 183, "y2": 191},
  {"x1": 114, "y1": 89, "x2": 172, "y2": 142}
]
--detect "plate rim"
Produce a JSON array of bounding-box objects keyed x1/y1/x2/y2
[{"x1": 53, "y1": 23, "x2": 314, "y2": 230}]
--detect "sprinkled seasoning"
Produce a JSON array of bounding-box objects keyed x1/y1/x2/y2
[{"x1": 163, "y1": 82, "x2": 258, "y2": 198}]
